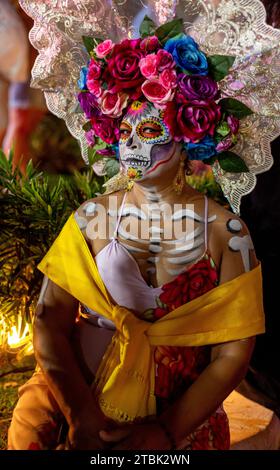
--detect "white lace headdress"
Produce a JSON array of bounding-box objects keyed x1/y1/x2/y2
[{"x1": 19, "y1": 0, "x2": 280, "y2": 214}]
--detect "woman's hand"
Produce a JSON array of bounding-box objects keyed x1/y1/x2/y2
[
  {"x1": 66, "y1": 410, "x2": 117, "y2": 450},
  {"x1": 99, "y1": 421, "x2": 173, "y2": 450},
  {"x1": 66, "y1": 422, "x2": 106, "y2": 450}
]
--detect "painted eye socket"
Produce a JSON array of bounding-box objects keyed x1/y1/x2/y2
[
  {"x1": 120, "y1": 124, "x2": 132, "y2": 141},
  {"x1": 140, "y1": 124, "x2": 163, "y2": 138}
]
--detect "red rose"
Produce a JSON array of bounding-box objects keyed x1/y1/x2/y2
[
  {"x1": 28, "y1": 442, "x2": 41, "y2": 450},
  {"x1": 177, "y1": 99, "x2": 221, "y2": 143},
  {"x1": 105, "y1": 38, "x2": 145, "y2": 93},
  {"x1": 154, "y1": 345, "x2": 197, "y2": 399},
  {"x1": 160, "y1": 283, "x2": 183, "y2": 306},
  {"x1": 159, "y1": 257, "x2": 218, "y2": 307},
  {"x1": 209, "y1": 411, "x2": 230, "y2": 449},
  {"x1": 187, "y1": 259, "x2": 218, "y2": 300},
  {"x1": 91, "y1": 115, "x2": 120, "y2": 144},
  {"x1": 191, "y1": 426, "x2": 211, "y2": 450},
  {"x1": 154, "y1": 306, "x2": 168, "y2": 319}
]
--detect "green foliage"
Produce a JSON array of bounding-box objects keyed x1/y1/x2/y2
[
  {"x1": 0, "y1": 150, "x2": 105, "y2": 336},
  {"x1": 218, "y1": 151, "x2": 249, "y2": 172},
  {"x1": 139, "y1": 15, "x2": 156, "y2": 38},
  {"x1": 30, "y1": 113, "x2": 83, "y2": 174},
  {"x1": 207, "y1": 55, "x2": 236, "y2": 81},
  {"x1": 154, "y1": 18, "x2": 184, "y2": 45},
  {"x1": 219, "y1": 98, "x2": 254, "y2": 119},
  {"x1": 82, "y1": 35, "x2": 103, "y2": 55}
]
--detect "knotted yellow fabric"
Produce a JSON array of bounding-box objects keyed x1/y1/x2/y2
[{"x1": 38, "y1": 213, "x2": 265, "y2": 423}]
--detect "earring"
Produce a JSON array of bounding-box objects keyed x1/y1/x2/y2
[
  {"x1": 103, "y1": 171, "x2": 130, "y2": 194},
  {"x1": 173, "y1": 152, "x2": 186, "y2": 194}
]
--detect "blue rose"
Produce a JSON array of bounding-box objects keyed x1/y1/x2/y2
[
  {"x1": 186, "y1": 136, "x2": 217, "y2": 161},
  {"x1": 164, "y1": 34, "x2": 208, "y2": 76},
  {"x1": 111, "y1": 143, "x2": 120, "y2": 160},
  {"x1": 78, "y1": 66, "x2": 88, "y2": 90}
]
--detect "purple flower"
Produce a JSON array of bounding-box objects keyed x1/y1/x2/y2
[
  {"x1": 216, "y1": 136, "x2": 233, "y2": 152},
  {"x1": 85, "y1": 129, "x2": 95, "y2": 147},
  {"x1": 96, "y1": 148, "x2": 116, "y2": 156},
  {"x1": 178, "y1": 74, "x2": 218, "y2": 101},
  {"x1": 77, "y1": 92, "x2": 100, "y2": 119},
  {"x1": 227, "y1": 115, "x2": 239, "y2": 134}
]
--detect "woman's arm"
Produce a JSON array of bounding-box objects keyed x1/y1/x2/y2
[
  {"x1": 99, "y1": 214, "x2": 258, "y2": 449},
  {"x1": 156, "y1": 214, "x2": 258, "y2": 448},
  {"x1": 34, "y1": 277, "x2": 108, "y2": 449}
]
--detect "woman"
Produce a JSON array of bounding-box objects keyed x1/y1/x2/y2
[{"x1": 8, "y1": 98, "x2": 264, "y2": 450}]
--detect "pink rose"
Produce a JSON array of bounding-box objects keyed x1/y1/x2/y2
[
  {"x1": 105, "y1": 39, "x2": 145, "y2": 93},
  {"x1": 90, "y1": 115, "x2": 120, "y2": 144},
  {"x1": 95, "y1": 39, "x2": 114, "y2": 59},
  {"x1": 87, "y1": 79, "x2": 103, "y2": 98},
  {"x1": 156, "y1": 49, "x2": 175, "y2": 71},
  {"x1": 177, "y1": 100, "x2": 221, "y2": 142},
  {"x1": 159, "y1": 69, "x2": 177, "y2": 89},
  {"x1": 88, "y1": 58, "x2": 102, "y2": 80},
  {"x1": 139, "y1": 54, "x2": 158, "y2": 79},
  {"x1": 100, "y1": 90, "x2": 129, "y2": 118},
  {"x1": 142, "y1": 79, "x2": 175, "y2": 107},
  {"x1": 140, "y1": 36, "x2": 161, "y2": 52}
]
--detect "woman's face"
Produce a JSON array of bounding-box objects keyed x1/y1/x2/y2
[{"x1": 119, "y1": 101, "x2": 181, "y2": 183}]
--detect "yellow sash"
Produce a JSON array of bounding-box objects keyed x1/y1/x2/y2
[{"x1": 38, "y1": 214, "x2": 265, "y2": 422}]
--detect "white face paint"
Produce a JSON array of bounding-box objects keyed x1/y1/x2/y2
[{"x1": 119, "y1": 101, "x2": 180, "y2": 181}]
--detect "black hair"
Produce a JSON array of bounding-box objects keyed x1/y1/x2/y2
[{"x1": 261, "y1": 0, "x2": 280, "y2": 28}]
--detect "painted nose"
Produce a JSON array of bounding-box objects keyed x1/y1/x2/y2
[{"x1": 126, "y1": 135, "x2": 138, "y2": 149}]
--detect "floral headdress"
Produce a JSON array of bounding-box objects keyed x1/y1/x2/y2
[
  {"x1": 19, "y1": 0, "x2": 280, "y2": 213},
  {"x1": 77, "y1": 16, "x2": 252, "y2": 176}
]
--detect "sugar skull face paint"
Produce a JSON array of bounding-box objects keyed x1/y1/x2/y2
[{"x1": 119, "y1": 101, "x2": 179, "y2": 181}]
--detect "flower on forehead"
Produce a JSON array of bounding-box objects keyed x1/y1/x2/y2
[{"x1": 125, "y1": 100, "x2": 150, "y2": 119}]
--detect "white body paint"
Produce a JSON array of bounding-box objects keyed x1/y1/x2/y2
[
  {"x1": 37, "y1": 276, "x2": 49, "y2": 306},
  {"x1": 228, "y1": 235, "x2": 254, "y2": 272}
]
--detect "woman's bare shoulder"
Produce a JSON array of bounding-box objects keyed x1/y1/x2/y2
[{"x1": 74, "y1": 190, "x2": 125, "y2": 238}]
